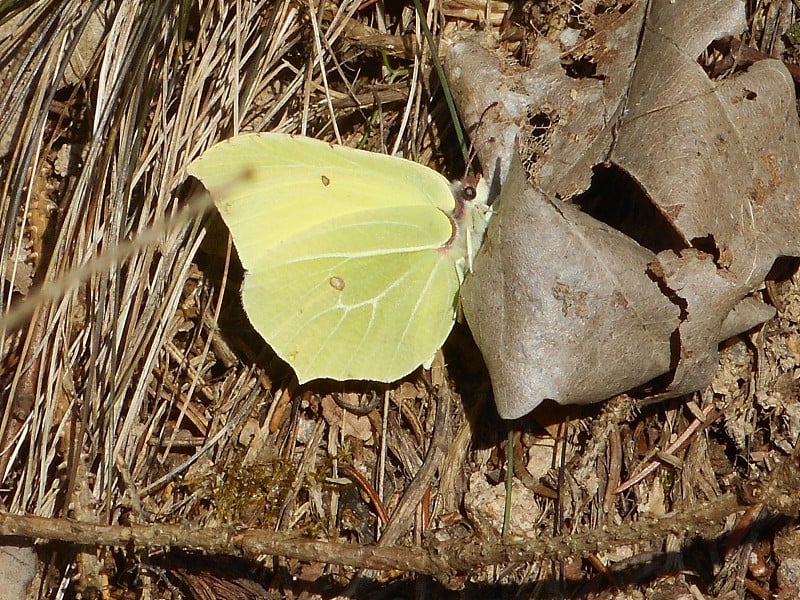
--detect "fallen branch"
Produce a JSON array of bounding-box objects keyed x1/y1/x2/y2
[{"x1": 3, "y1": 461, "x2": 798, "y2": 588}]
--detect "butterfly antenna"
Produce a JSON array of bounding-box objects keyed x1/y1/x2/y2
[
  {"x1": 464, "y1": 141, "x2": 480, "y2": 179},
  {"x1": 461, "y1": 101, "x2": 501, "y2": 178}
]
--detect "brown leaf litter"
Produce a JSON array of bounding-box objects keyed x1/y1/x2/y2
[{"x1": 1, "y1": 1, "x2": 800, "y2": 599}]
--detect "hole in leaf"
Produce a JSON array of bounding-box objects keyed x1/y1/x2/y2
[
  {"x1": 573, "y1": 164, "x2": 686, "y2": 254},
  {"x1": 690, "y1": 234, "x2": 719, "y2": 261},
  {"x1": 561, "y1": 54, "x2": 602, "y2": 79},
  {"x1": 520, "y1": 109, "x2": 560, "y2": 176}
]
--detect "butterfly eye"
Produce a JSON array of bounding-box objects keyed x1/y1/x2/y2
[
  {"x1": 453, "y1": 173, "x2": 486, "y2": 205},
  {"x1": 450, "y1": 180, "x2": 478, "y2": 206}
]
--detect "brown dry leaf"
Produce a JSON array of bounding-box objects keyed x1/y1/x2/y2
[
  {"x1": 462, "y1": 154, "x2": 679, "y2": 418},
  {"x1": 444, "y1": 0, "x2": 648, "y2": 196},
  {"x1": 0, "y1": 545, "x2": 36, "y2": 599},
  {"x1": 320, "y1": 395, "x2": 374, "y2": 442},
  {"x1": 450, "y1": 1, "x2": 800, "y2": 418},
  {"x1": 463, "y1": 472, "x2": 541, "y2": 539}
]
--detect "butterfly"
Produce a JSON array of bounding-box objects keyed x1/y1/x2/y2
[{"x1": 188, "y1": 133, "x2": 490, "y2": 383}]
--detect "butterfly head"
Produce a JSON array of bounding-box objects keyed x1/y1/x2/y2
[{"x1": 442, "y1": 175, "x2": 492, "y2": 277}]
